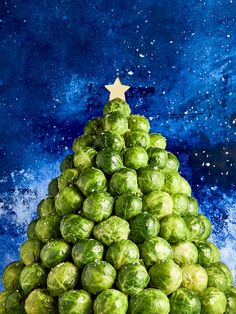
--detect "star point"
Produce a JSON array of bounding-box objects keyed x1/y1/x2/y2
[{"x1": 105, "y1": 77, "x2": 130, "y2": 101}]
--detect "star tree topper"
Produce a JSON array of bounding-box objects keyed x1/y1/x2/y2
[{"x1": 105, "y1": 77, "x2": 130, "y2": 101}]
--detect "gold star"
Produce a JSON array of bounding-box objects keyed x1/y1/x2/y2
[{"x1": 105, "y1": 77, "x2": 130, "y2": 101}]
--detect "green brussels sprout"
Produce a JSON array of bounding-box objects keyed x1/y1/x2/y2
[
  {"x1": 147, "y1": 147, "x2": 168, "y2": 168},
  {"x1": 116, "y1": 263, "x2": 150, "y2": 296},
  {"x1": 215, "y1": 262, "x2": 233, "y2": 287},
  {"x1": 40, "y1": 239, "x2": 71, "y2": 268},
  {"x1": 149, "y1": 260, "x2": 182, "y2": 295},
  {"x1": 187, "y1": 197, "x2": 198, "y2": 216},
  {"x1": 27, "y1": 219, "x2": 38, "y2": 240},
  {"x1": 200, "y1": 215, "x2": 212, "y2": 240},
  {"x1": 123, "y1": 147, "x2": 148, "y2": 170},
  {"x1": 60, "y1": 154, "x2": 74, "y2": 172},
  {"x1": 57, "y1": 168, "x2": 79, "y2": 190},
  {"x1": 143, "y1": 191, "x2": 173, "y2": 219},
  {"x1": 159, "y1": 215, "x2": 188, "y2": 244},
  {"x1": 73, "y1": 147, "x2": 97, "y2": 171},
  {"x1": 104, "y1": 98, "x2": 131, "y2": 117},
  {"x1": 96, "y1": 148, "x2": 123, "y2": 174},
  {"x1": 0, "y1": 291, "x2": 10, "y2": 314},
  {"x1": 128, "y1": 114, "x2": 150, "y2": 132},
  {"x1": 37, "y1": 197, "x2": 56, "y2": 218},
  {"x1": 93, "y1": 216, "x2": 130, "y2": 246},
  {"x1": 169, "y1": 287, "x2": 201, "y2": 314},
  {"x1": 81, "y1": 261, "x2": 116, "y2": 294},
  {"x1": 2, "y1": 261, "x2": 24, "y2": 291},
  {"x1": 181, "y1": 264, "x2": 208, "y2": 294},
  {"x1": 172, "y1": 241, "x2": 198, "y2": 266},
  {"x1": 20, "y1": 263, "x2": 47, "y2": 295},
  {"x1": 60, "y1": 214, "x2": 94, "y2": 244},
  {"x1": 82, "y1": 192, "x2": 114, "y2": 222},
  {"x1": 165, "y1": 152, "x2": 179, "y2": 172},
  {"x1": 94, "y1": 289, "x2": 128, "y2": 314},
  {"x1": 48, "y1": 178, "x2": 59, "y2": 197},
  {"x1": 55, "y1": 186, "x2": 84, "y2": 217},
  {"x1": 172, "y1": 193, "x2": 189, "y2": 216},
  {"x1": 47, "y1": 262, "x2": 79, "y2": 297},
  {"x1": 125, "y1": 130, "x2": 150, "y2": 148},
  {"x1": 109, "y1": 168, "x2": 138, "y2": 195},
  {"x1": 162, "y1": 171, "x2": 182, "y2": 194},
  {"x1": 114, "y1": 193, "x2": 142, "y2": 220},
  {"x1": 24, "y1": 289, "x2": 57, "y2": 314},
  {"x1": 225, "y1": 287, "x2": 236, "y2": 314},
  {"x1": 105, "y1": 240, "x2": 140, "y2": 270},
  {"x1": 58, "y1": 290, "x2": 92, "y2": 314},
  {"x1": 35, "y1": 215, "x2": 61, "y2": 243},
  {"x1": 183, "y1": 215, "x2": 211, "y2": 241},
  {"x1": 104, "y1": 111, "x2": 128, "y2": 135},
  {"x1": 200, "y1": 287, "x2": 227, "y2": 314},
  {"x1": 94, "y1": 131, "x2": 125, "y2": 151},
  {"x1": 141, "y1": 237, "x2": 173, "y2": 267},
  {"x1": 149, "y1": 133, "x2": 167, "y2": 149},
  {"x1": 130, "y1": 213, "x2": 160, "y2": 244},
  {"x1": 72, "y1": 134, "x2": 95, "y2": 152},
  {"x1": 195, "y1": 241, "x2": 220, "y2": 266},
  {"x1": 179, "y1": 177, "x2": 191, "y2": 196},
  {"x1": 84, "y1": 117, "x2": 104, "y2": 135},
  {"x1": 76, "y1": 167, "x2": 107, "y2": 196},
  {"x1": 138, "y1": 166, "x2": 164, "y2": 194},
  {"x1": 5, "y1": 291, "x2": 25, "y2": 314},
  {"x1": 206, "y1": 264, "x2": 230, "y2": 291},
  {"x1": 20, "y1": 239, "x2": 43, "y2": 265}
]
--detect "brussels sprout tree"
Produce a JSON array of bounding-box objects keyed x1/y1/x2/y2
[{"x1": 0, "y1": 78, "x2": 235, "y2": 314}]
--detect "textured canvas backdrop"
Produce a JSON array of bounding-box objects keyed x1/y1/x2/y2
[{"x1": 0, "y1": 1, "x2": 235, "y2": 289}]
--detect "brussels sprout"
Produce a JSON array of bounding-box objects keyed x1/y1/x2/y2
[
  {"x1": 147, "y1": 147, "x2": 168, "y2": 168},
  {"x1": 48, "y1": 178, "x2": 59, "y2": 197},
  {"x1": 195, "y1": 241, "x2": 220, "y2": 266},
  {"x1": 114, "y1": 194, "x2": 142, "y2": 220},
  {"x1": 37, "y1": 197, "x2": 56, "y2": 218},
  {"x1": 215, "y1": 262, "x2": 233, "y2": 287},
  {"x1": 116, "y1": 263, "x2": 150, "y2": 296},
  {"x1": 2, "y1": 261, "x2": 24, "y2": 291},
  {"x1": 27, "y1": 220, "x2": 38, "y2": 240},
  {"x1": 94, "y1": 131, "x2": 125, "y2": 151},
  {"x1": 106, "y1": 240, "x2": 140, "y2": 270},
  {"x1": 59, "y1": 290, "x2": 92, "y2": 314},
  {"x1": 143, "y1": 191, "x2": 173, "y2": 219},
  {"x1": 93, "y1": 216, "x2": 130, "y2": 246},
  {"x1": 40, "y1": 239, "x2": 71, "y2": 268},
  {"x1": 179, "y1": 177, "x2": 192, "y2": 196},
  {"x1": 206, "y1": 264, "x2": 230, "y2": 291},
  {"x1": 149, "y1": 260, "x2": 182, "y2": 295},
  {"x1": 60, "y1": 154, "x2": 74, "y2": 172},
  {"x1": 73, "y1": 147, "x2": 97, "y2": 171},
  {"x1": 165, "y1": 152, "x2": 179, "y2": 172},
  {"x1": 104, "y1": 111, "x2": 128, "y2": 135},
  {"x1": 225, "y1": 287, "x2": 236, "y2": 314},
  {"x1": 172, "y1": 241, "x2": 198, "y2": 266},
  {"x1": 130, "y1": 213, "x2": 160, "y2": 244},
  {"x1": 60, "y1": 214, "x2": 94, "y2": 244},
  {"x1": 76, "y1": 167, "x2": 107, "y2": 196},
  {"x1": 5, "y1": 291, "x2": 25, "y2": 314},
  {"x1": 159, "y1": 215, "x2": 188, "y2": 244},
  {"x1": 0, "y1": 291, "x2": 9, "y2": 314},
  {"x1": 104, "y1": 98, "x2": 131, "y2": 117},
  {"x1": 55, "y1": 186, "x2": 84, "y2": 217},
  {"x1": 128, "y1": 114, "x2": 150, "y2": 132},
  {"x1": 84, "y1": 117, "x2": 104, "y2": 135},
  {"x1": 200, "y1": 287, "x2": 227, "y2": 314},
  {"x1": 169, "y1": 287, "x2": 201, "y2": 314},
  {"x1": 181, "y1": 264, "x2": 208, "y2": 294},
  {"x1": 72, "y1": 134, "x2": 95, "y2": 152},
  {"x1": 149, "y1": 133, "x2": 167, "y2": 149},
  {"x1": 138, "y1": 166, "x2": 165, "y2": 194},
  {"x1": 20, "y1": 263, "x2": 47, "y2": 295},
  {"x1": 47, "y1": 262, "x2": 79, "y2": 297},
  {"x1": 20, "y1": 239, "x2": 43, "y2": 265},
  {"x1": 81, "y1": 261, "x2": 116, "y2": 294},
  {"x1": 162, "y1": 171, "x2": 182, "y2": 194},
  {"x1": 141, "y1": 237, "x2": 173, "y2": 267},
  {"x1": 57, "y1": 168, "x2": 79, "y2": 191},
  {"x1": 24, "y1": 289, "x2": 57, "y2": 314},
  {"x1": 94, "y1": 289, "x2": 128, "y2": 314},
  {"x1": 72, "y1": 239, "x2": 104, "y2": 268},
  {"x1": 109, "y1": 167, "x2": 138, "y2": 195},
  {"x1": 83, "y1": 192, "x2": 114, "y2": 222},
  {"x1": 200, "y1": 215, "x2": 212, "y2": 240},
  {"x1": 123, "y1": 147, "x2": 148, "y2": 170},
  {"x1": 35, "y1": 215, "x2": 61, "y2": 243},
  {"x1": 125, "y1": 130, "x2": 150, "y2": 148},
  {"x1": 172, "y1": 193, "x2": 189, "y2": 216},
  {"x1": 187, "y1": 197, "x2": 198, "y2": 216},
  {"x1": 183, "y1": 215, "x2": 211, "y2": 241},
  {"x1": 96, "y1": 148, "x2": 123, "y2": 174}
]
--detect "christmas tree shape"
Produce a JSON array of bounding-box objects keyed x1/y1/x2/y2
[{"x1": 1, "y1": 79, "x2": 236, "y2": 314}]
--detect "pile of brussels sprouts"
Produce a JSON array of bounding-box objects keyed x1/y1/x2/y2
[{"x1": 1, "y1": 98, "x2": 235, "y2": 314}]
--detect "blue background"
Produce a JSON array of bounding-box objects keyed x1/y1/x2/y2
[{"x1": 0, "y1": 0, "x2": 235, "y2": 289}]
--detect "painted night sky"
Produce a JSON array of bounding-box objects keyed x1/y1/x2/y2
[{"x1": 0, "y1": 0, "x2": 235, "y2": 289}]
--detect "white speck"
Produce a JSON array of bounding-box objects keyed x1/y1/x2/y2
[
  {"x1": 206, "y1": 163, "x2": 211, "y2": 167},
  {"x1": 227, "y1": 34, "x2": 231, "y2": 38},
  {"x1": 139, "y1": 53, "x2": 145, "y2": 58},
  {"x1": 128, "y1": 71, "x2": 133, "y2": 75},
  {"x1": 169, "y1": 40, "x2": 173, "y2": 44}
]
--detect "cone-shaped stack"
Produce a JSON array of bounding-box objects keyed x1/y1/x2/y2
[{"x1": 1, "y1": 98, "x2": 235, "y2": 314}]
